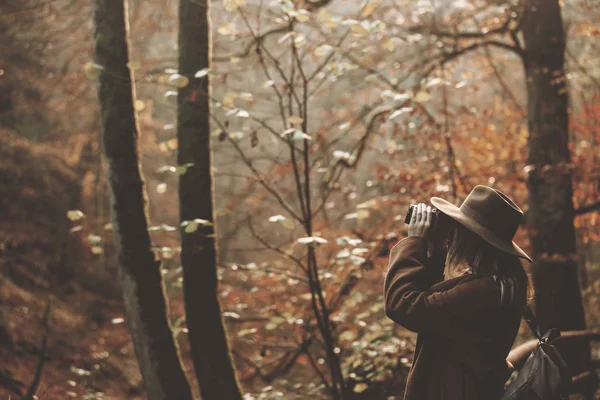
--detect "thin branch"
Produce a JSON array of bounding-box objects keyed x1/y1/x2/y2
[
  {"x1": 413, "y1": 14, "x2": 514, "y2": 39},
  {"x1": 566, "y1": 47, "x2": 600, "y2": 93},
  {"x1": 305, "y1": 348, "x2": 333, "y2": 392},
  {"x1": 575, "y1": 200, "x2": 600, "y2": 215},
  {"x1": 213, "y1": 26, "x2": 288, "y2": 62},
  {"x1": 246, "y1": 217, "x2": 307, "y2": 272},
  {"x1": 211, "y1": 116, "x2": 304, "y2": 223}
]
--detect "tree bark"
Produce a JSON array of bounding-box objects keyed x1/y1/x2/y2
[
  {"x1": 92, "y1": 1, "x2": 193, "y2": 399},
  {"x1": 177, "y1": 0, "x2": 244, "y2": 398},
  {"x1": 521, "y1": 0, "x2": 590, "y2": 374}
]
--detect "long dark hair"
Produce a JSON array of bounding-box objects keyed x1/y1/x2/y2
[{"x1": 444, "y1": 220, "x2": 529, "y2": 308}]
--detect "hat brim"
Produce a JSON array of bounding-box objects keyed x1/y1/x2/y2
[{"x1": 430, "y1": 197, "x2": 532, "y2": 263}]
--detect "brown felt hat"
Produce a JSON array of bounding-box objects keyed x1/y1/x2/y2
[{"x1": 430, "y1": 185, "x2": 532, "y2": 263}]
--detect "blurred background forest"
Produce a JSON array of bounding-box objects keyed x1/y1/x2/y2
[{"x1": 1, "y1": 0, "x2": 600, "y2": 398}]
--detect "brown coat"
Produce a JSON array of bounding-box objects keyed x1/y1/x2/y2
[{"x1": 384, "y1": 237, "x2": 524, "y2": 400}]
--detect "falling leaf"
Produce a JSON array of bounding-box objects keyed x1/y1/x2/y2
[
  {"x1": 339, "y1": 330, "x2": 357, "y2": 341},
  {"x1": 236, "y1": 109, "x2": 250, "y2": 118},
  {"x1": 164, "y1": 90, "x2": 178, "y2": 99},
  {"x1": 218, "y1": 23, "x2": 237, "y2": 36},
  {"x1": 338, "y1": 122, "x2": 350, "y2": 130},
  {"x1": 133, "y1": 99, "x2": 145, "y2": 111},
  {"x1": 426, "y1": 77, "x2": 442, "y2": 87},
  {"x1": 229, "y1": 131, "x2": 244, "y2": 140},
  {"x1": 194, "y1": 68, "x2": 210, "y2": 78},
  {"x1": 239, "y1": 92, "x2": 254, "y2": 101},
  {"x1": 295, "y1": 9, "x2": 310, "y2": 22},
  {"x1": 351, "y1": 248, "x2": 369, "y2": 255},
  {"x1": 237, "y1": 328, "x2": 257, "y2": 337},
  {"x1": 354, "y1": 383, "x2": 368, "y2": 393},
  {"x1": 87, "y1": 234, "x2": 102, "y2": 245},
  {"x1": 263, "y1": 80, "x2": 275, "y2": 88},
  {"x1": 336, "y1": 248, "x2": 351, "y2": 258},
  {"x1": 361, "y1": 1, "x2": 378, "y2": 16},
  {"x1": 356, "y1": 209, "x2": 370, "y2": 219},
  {"x1": 294, "y1": 35, "x2": 306, "y2": 48},
  {"x1": 83, "y1": 62, "x2": 104, "y2": 80},
  {"x1": 91, "y1": 246, "x2": 103, "y2": 255},
  {"x1": 70, "y1": 366, "x2": 92, "y2": 376},
  {"x1": 287, "y1": 116, "x2": 304, "y2": 125},
  {"x1": 111, "y1": 317, "x2": 125, "y2": 324},
  {"x1": 223, "y1": 311, "x2": 240, "y2": 319},
  {"x1": 297, "y1": 236, "x2": 328, "y2": 245},
  {"x1": 351, "y1": 255, "x2": 366, "y2": 265},
  {"x1": 269, "y1": 215, "x2": 286, "y2": 222},
  {"x1": 156, "y1": 183, "x2": 167, "y2": 194},
  {"x1": 413, "y1": 91, "x2": 431, "y2": 103},
  {"x1": 223, "y1": 0, "x2": 246, "y2": 11},
  {"x1": 323, "y1": 15, "x2": 341, "y2": 29},
  {"x1": 167, "y1": 138, "x2": 178, "y2": 150},
  {"x1": 167, "y1": 73, "x2": 189, "y2": 88},
  {"x1": 394, "y1": 91, "x2": 413, "y2": 101},
  {"x1": 388, "y1": 109, "x2": 403, "y2": 120},
  {"x1": 265, "y1": 322, "x2": 278, "y2": 330},
  {"x1": 157, "y1": 165, "x2": 177, "y2": 173},
  {"x1": 181, "y1": 219, "x2": 213, "y2": 234},
  {"x1": 389, "y1": 107, "x2": 412, "y2": 120},
  {"x1": 278, "y1": 32, "x2": 293, "y2": 44},
  {"x1": 314, "y1": 45, "x2": 333, "y2": 57},
  {"x1": 67, "y1": 210, "x2": 85, "y2": 221},
  {"x1": 184, "y1": 221, "x2": 199, "y2": 233},
  {"x1": 333, "y1": 150, "x2": 352, "y2": 161},
  {"x1": 382, "y1": 38, "x2": 395, "y2": 51},
  {"x1": 350, "y1": 20, "x2": 370, "y2": 35},
  {"x1": 177, "y1": 163, "x2": 195, "y2": 175},
  {"x1": 223, "y1": 92, "x2": 238, "y2": 108},
  {"x1": 282, "y1": 128, "x2": 312, "y2": 141}
]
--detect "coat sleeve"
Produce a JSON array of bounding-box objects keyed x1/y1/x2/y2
[{"x1": 383, "y1": 236, "x2": 501, "y2": 334}]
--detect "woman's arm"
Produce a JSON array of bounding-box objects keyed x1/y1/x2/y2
[{"x1": 384, "y1": 236, "x2": 501, "y2": 334}]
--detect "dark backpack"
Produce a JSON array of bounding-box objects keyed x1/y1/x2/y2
[{"x1": 501, "y1": 306, "x2": 571, "y2": 400}]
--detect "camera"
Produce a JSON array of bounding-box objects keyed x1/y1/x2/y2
[{"x1": 404, "y1": 204, "x2": 443, "y2": 230}]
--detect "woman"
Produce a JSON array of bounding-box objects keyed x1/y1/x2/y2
[{"x1": 384, "y1": 185, "x2": 531, "y2": 400}]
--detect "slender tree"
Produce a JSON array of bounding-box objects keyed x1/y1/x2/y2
[
  {"x1": 92, "y1": 0, "x2": 193, "y2": 398},
  {"x1": 521, "y1": 0, "x2": 590, "y2": 374},
  {"x1": 177, "y1": 0, "x2": 244, "y2": 398}
]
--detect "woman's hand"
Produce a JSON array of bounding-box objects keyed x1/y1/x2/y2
[{"x1": 407, "y1": 203, "x2": 433, "y2": 238}]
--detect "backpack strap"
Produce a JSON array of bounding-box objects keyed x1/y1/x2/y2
[{"x1": 523, "y1": 305, "x2": 561, "y2": 343}]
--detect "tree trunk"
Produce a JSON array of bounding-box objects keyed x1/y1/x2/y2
[
  {"x1": 92, "y1": 1, "x2": 193, "y2": 399},
  {"x1": 177, "y1": 0, "x2": 244, "y2": 398},
  {"x1": 521, "y1": 0, "x2": 590, "y2": 375}
]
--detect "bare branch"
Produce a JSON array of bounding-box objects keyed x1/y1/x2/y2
[
  {"x1": 212, "y1": 116, "x2": 304, "y2": 223},
  {"x1": 246, "y1": 217, "x2": 307, "y2": 272},
  {"x1": 575, "y1": 200, "x2": 600, "y2": 216},
  {"x1": 213, "y1": 26, "x2": 288, "y2": 62},
  {"x1": 413, "y1": 14, "x2": 513, "y2": 39}
]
